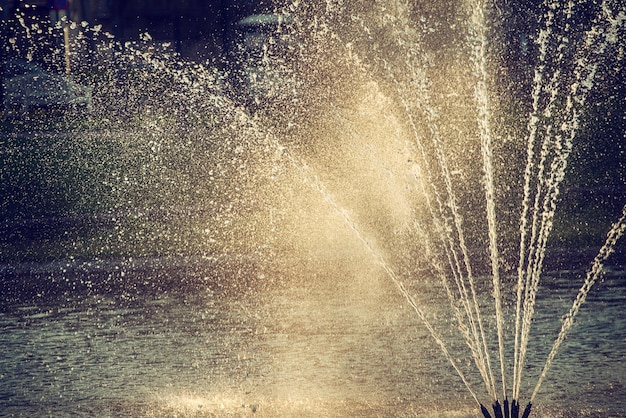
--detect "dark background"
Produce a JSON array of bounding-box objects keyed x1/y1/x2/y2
[{"x1": 1, "y1": 0, "x2": 281, "y2": 60}]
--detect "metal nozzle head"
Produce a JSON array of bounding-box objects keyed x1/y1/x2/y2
[
  {"x1": 511, "y1": 400, "x2": 520, "y2": 418},
  {"x1": 521, "y1": 403, "x2": 532, "y2": 418},
  {"x1": 480, "y1": 403, "x2": 493, "y2": 418},
  {"x1": 493, "y1": 400, "x2": 504, "y2": 418}
]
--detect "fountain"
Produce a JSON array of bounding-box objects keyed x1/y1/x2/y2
[{"x1": 1, "y1": 0, "x2": 625, "y2": 416}]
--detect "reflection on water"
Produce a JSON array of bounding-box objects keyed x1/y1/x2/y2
[{"x1": 0, "y1": 262, "x2": 624, "y2": 417}]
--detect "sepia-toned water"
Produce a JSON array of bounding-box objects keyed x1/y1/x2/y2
[{"x1": 1, "y1": 259, "x2": 624, "y2": 417}]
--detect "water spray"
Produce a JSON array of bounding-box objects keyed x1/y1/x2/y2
[{"x1": 1, "y1": 0, "x2": 624, "y2": 415}]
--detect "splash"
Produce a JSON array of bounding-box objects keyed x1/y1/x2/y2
[{"x1": 1, "y1": 0, "x2": 625, "y2": 416}]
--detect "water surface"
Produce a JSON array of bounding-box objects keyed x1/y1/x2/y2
[{"x1": 1, "y1": 259, "x2": 624, "y2": 417}]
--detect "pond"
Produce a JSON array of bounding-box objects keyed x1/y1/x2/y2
[{"x1": 1, "y1": 259, "x2": 624, "y2": 417}]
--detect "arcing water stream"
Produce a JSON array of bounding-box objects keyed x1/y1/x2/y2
[{"x1": 1, "y1": 0, "x2": 625, "y2": 416}]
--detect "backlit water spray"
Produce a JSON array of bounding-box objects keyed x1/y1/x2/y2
[
  {"x1": 1, "y1": 0, "x2": 625, "y2": 416},
  {"x1": 283, "y1": 0, "x2": 626, "y2": 416}
]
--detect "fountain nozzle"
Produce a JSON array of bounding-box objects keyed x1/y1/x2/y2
[
  {"x1": 492, "y1": 400, "x2": 504, "y2": 418},
  {"x1": 480, "y1": 403, "x2": 493, "y2": 418},
  {"x1": 479, "y1": 400, "x2": 506, "y2": 418},
  {"x1": 506, "y1": 400, "x2": 531, "y2": 418}
]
